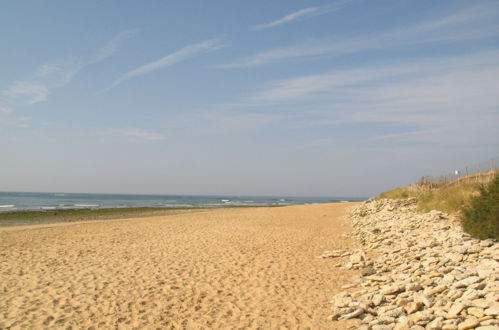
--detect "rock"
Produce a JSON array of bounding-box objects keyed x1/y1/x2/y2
[
  {"x1": 412, "y1": 326, "x2": 426, "y2": 330},
  {"x1": 395, "y1": 297, "x2": 411, "y2": 307},
  {"x1": 405, "y1": 301, "x2": 423, "y2": 314},
  {"x1": 448, "y1": 290, "x2": 464, "y2": 300},
  {"x1": 408, "y1": 311, "x2": 433, "y2": 325},
  {"x1": 331, "y1": 294, "x2": 353, "y2": 308},
  {"x1": 442, "y1": 318, "x2": 460, "y2": 330},
  {"x1": 471, "y1": 299, "x2": 490, "y2": 309},
  {"x1": 366, "y1": 275, "x2": 389, "y2": 282},
  {"x1": 466, "y1": 307, "x2": 485, "y2": 318},
  {"x1": 454, "y1": 276, "x2": 481, "y2": 288},
  {"x1": 446, "y1": 302, "x2": 465, "y2": 319},
  {"x1": 377, "y1": 316, "x2": 396, "y2": 324},
  {"x1": 320, "y1": 250, "x2": 344, "y2": 258},
  {"x1": 443, "y1": 274, "x2": 456, "y2": 283},
  {"x1": 427, "y1": 316, "x2": 444, "y2": 329},
  {"x1": 426, "y1": 284, "x2": 448, "y2": 296},
  {"x1": 371, "y1": 294, "x2": 385, "y2": 307},
  {"x1": 371, "y1": 325, "x2": 392, "y2": 330},
  {"x1": 331, "y1": 199, "x2": 499, "y2": 328},
  {"x1": 406, "y1": 282, "x2": 423, "y2": 291},
  {"x1": 362, "y1": 266, "x2": 376, "y2": 276},
  {"x1": 448, "y1": 253, "x2": 464, "y2": 263},
  {"x1": 480, "y1": 318, "x2": 499, "y2": 326},
  {"x1": 338, "y1": 308, "x2": 364, "y2": 320},
  {"x1": 328, "y1": 307, "x2": 354, "y2": 321},
  {"x1": 381, "y1": 307, "x2": 405, "y2": 318},
  {"x1": 480, "y1": 240, "x2": 494, "y2": 248},
  {"x1": 382, "y1": 285, "x2": 405, "y2": 295},
  {"x1": 484, "y1": 306, "x2": 499, "y2": 316},
  {"x1": 393, "y1": 316, "x2": 412, "y2": 330},
  {"x1": 414, "y1": 294, "x2": 433, "y2": 308},
  {"x1": 457, "y1": 317, "x2": 479, "y2": 330},
  {"x1": 350, "y1": 251, "x2": 366, "y2": 264}
]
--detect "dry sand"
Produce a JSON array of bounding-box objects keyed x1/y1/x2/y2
[{"x1": 0, "y1": 203, "x2": 358, "y2": 329}]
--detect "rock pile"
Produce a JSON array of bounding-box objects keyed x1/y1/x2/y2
[{"x1": 325, "y1": 198, "x2": 498, "y2": 329}]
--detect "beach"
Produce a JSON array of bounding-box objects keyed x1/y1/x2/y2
[{"x1": 0, "y1": 203, "x2": 357, "y2": 329}]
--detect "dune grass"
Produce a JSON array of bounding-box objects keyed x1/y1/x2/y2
[
  {"x1": 378, "y1": 187, "x2": 418, "y2": 200},
  {"x1": 416, "y1": 182, "x2": 481, "y2": 214},
  {"x1": 378, "y1": 171, "x2": 498, "y2": 239},
  {"x1": 378, "y1": 177, "x2": 494, "y2": 214}
]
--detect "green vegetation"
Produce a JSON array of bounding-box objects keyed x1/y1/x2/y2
[
  {"x1": 378, "y1": 187, "x2": 417, "y2": 200},
  {"x1": 417, "y1": 182, "x2": 481, "y2": 214},
  {"x1": 0, "y1": 207, "x2": 201, "y2": 226},
  {"x1": 378, "y1": 171, "x2": 498, "y2": 239},
  {"x1": 461, "y1": 175, "x2": 499, "y2": 240},
  {"x1": 378, "y1": 180, "x2": 491, "y2": 214}
]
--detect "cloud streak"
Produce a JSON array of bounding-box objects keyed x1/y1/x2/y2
[
  {"x1": 90, "y1": 29, "x2": 138, "y2": 64},
  {"x1": 109, "y1": 38, "x2": 225, "y2": 89},
  {"x1": 251, "y1": 1, "x2": 350, "y2": 31},
  {"x1": 218, "y1": 3, "x2": 499, "y2": 68},
  {"x1": 0, "y1": 29, "x2": 136, "y2": 110},
  {"x1": 113, "y1": 128, "x2": 165, "y2": 141},
  {"x1": 226, "y1": 49, "x2": 499, "y2": 147},
  {"x1": 251, "y1": 50, "x2": 499, "y2": 107}
]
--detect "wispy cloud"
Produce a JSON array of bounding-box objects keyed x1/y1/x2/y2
[
  {"x1": 90, "y1": 29, "x2": 138, "y2": 64},
  {"x1": 0, "y1": 29, "x2": 136, "y2": 110},
  {"x1": 228, "y1": 49, "x2": 499, "y2": 147},
  {"x1": 251, "y1": 1, "x2": 350, "y2": 31},
  {"x1": 367, "y1": 129, "x2": 440, "y2": 142},
  {"x1": 109, "y1": 38, "x2": 225, "y2": 89},
  {"x1": 2, "y1": 82, "x2": 50, "y2": 105},
  {"x1": 0, "y1": 105, "x2": 12, "y2": 114},
  {"x1": 112, "y1": 128, "x2": 165, "y2": 141},
  {"x1": 218, "y1": 3, "x2": 499, "y2": 68},
  {"x1": 0, "y1": 113, "x2": 33, "y2": 128},
  {"x1": 251, "y1": 50, "x2": 499, "y2": 107},
  {"x1": 2, "y1": 61, "x2": 82, "y2": 106}
]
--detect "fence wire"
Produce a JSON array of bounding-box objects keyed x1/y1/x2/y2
[{"x1": 419, "y1": 158, "x2": 498, "y2": 186}]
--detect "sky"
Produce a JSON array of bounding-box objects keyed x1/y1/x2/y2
[{"x1": 1, "y1": 0, "x2": 498, "y2": 197}]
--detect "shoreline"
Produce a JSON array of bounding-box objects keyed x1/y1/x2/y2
[
  {"x1": 0, "y1": 206, "x2": 207, "y2": 227},
  {"x1": 0, "y1": 201, "x2": 358, "y2": 227}
]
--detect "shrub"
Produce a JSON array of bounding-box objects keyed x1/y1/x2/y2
[{"x1": 460, "y1": 174, "x2": 499, "y2": 240}]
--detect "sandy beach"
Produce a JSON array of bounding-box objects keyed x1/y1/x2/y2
[{"x1": 0, "y1": 203, "x2": 357, "y2": 329}]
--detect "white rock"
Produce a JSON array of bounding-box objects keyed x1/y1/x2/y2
[
  {"x1": 338, "y1": 308, "x2": 364, "y2": 320},
  {"x1": 454, "y1": 276, "x2": 481, "y2": 289},
  {"x1": 446, "y1": 303, "x2": 465, "y2": 319},
  {"x1": 484, "y1": 306, "x2": 499, "y2": 316},
  {"x1": 457, "y1": 318, "x2": 479, "y2": 330}
]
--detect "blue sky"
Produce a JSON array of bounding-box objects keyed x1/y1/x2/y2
[{"x1": 1, "y1": 0, "x2": 498, "y2": 197}]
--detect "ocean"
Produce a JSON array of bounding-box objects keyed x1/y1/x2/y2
[{"x1": 0, "y1": 191, "x2": 365, "y2": 212}]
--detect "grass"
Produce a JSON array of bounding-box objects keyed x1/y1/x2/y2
[
  {"x1": 417, "y1": 182, "x2": 481, "y2": 214},
  {"x1": 377, "y1": 175, "x2": 495, "y2": 214},
  {"x1": 0, "y1": 207, "x2": 202, "y2": 227},
  {"x1": 378, "y1": 171, "x2": 498, "y2": 239},
  {"x1": 378, "y1": 187, "x2": 418, "y2": 200}
]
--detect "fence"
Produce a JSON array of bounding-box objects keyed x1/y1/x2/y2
[{"x1": 417, "y1": 158, "x2": 498, "y2": 190}]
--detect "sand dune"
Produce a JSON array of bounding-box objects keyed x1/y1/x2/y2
[{"x1": 0, "y1": 203, "x2": 358, "y2": 329}]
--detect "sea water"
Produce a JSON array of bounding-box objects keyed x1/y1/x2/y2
[{"x1": 0, "y1": 191, "x2": 366, "y2": 212}]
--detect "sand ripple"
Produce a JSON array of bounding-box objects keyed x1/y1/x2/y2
[{"x1": 0, "y1": 203, "x2": 356, "y2": 329}]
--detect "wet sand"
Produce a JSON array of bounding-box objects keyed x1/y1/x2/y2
[{"x1": 0, "y1": 203, "x2": 358, "y2": 329}]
